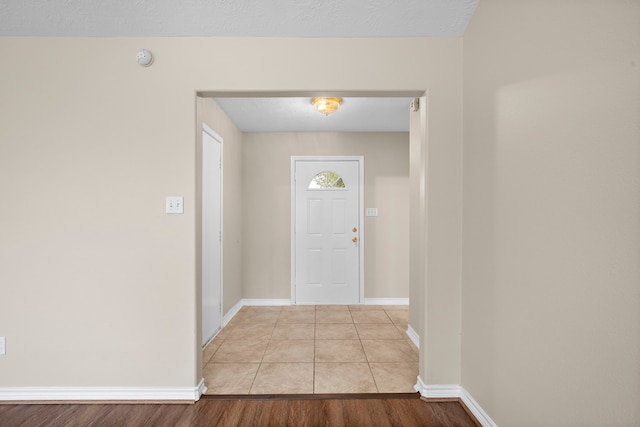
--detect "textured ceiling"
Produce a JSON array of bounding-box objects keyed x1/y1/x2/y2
[
  {"x1": 1, "y1": 0, "x2": 477, "y2": 132},
  {"x1": 0, "y1": 0, "x2": 477, "y2": 37}
]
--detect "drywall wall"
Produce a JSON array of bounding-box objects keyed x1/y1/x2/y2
[
  {"x1": 0, "y1": 36, "x2": 462, "y2": 390},
  {"x1": 462, "y1": 1, "x2": 640, "y2": 425},
  {"x1": 241, "y1": 132, "x2": 409, "y2": 300}
]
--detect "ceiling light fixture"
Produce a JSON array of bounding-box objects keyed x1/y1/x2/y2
[{"x1": 311, "y1": 97, "x2": 343, "y2": 115}]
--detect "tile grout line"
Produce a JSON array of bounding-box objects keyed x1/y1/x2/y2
[
  {"x1": 354, "y1": 307, "x2": 380, "y2": 393},
  {"x1": 248, "y1": 312, "x2": 279, "y2": 394}
]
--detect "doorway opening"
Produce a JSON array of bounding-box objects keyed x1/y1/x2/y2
[{"x1": 196, "y1": 91, "x2": 424, "y2": 395}]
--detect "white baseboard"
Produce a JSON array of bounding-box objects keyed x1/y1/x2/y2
[
  {"x1": 222, "y1": 299, "x2": 244, "y2": 327},
  {"x1": 414, "y1": 377, "x2": 497, "y2": 427},
  {"x1": 197, "y1": 378, "x2": 207, "y2": 397},
  {"x1": 0, "y1": 379, "x2": 206, "y2": 402},
  {"x1": 364, "y1": 298, "x2": 409, "y2": 305},
  {"x1": 241, "y1": 298, "x2": 292, "y2": 306},
  {"x1": 460, "y1": 387, "x2": 498, "y2": 427},
  {"x1": 406, "y1": 325, "x2": 420, "y2": 349}
]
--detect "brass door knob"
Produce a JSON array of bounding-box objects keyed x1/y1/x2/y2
[{"x1": 352, "y1": 237, "x2": 358, "y2": 243}]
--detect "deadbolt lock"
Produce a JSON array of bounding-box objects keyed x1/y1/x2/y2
[{"x1": 352, "y1": 227, "x2": 358, "y2": 232}]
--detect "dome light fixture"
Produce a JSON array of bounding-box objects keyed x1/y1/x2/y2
[{"x1": 311, "y1": 97, "x2": 343, "y2": 115}]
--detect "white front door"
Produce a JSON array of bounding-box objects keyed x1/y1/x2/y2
[
  {"x1": 292, "y1": 157, "x2": 362, "y2": 304},
  {"x1": 202, "y1": 127, "x2": 222, "y2": 345}
]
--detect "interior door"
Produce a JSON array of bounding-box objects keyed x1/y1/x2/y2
[
  {"x1": 202, "y1": 127, "x2": 222, "y2": 345},
  {"x1": 293, "y1": 158, "x2": 362, "y2": 304}
]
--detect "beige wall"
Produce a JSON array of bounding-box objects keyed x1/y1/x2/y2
[
  {"x1": 196, "y1": 98, "x2": 244, "y2": 316},
  {"x1": 462, "y1": 1, "x2": 640, "y2": 425},
  {"x1": 241, "y1": 132, "x2": 409, "y2": 300},
  {"x1": 0, "y1": 37, "x2": 463, "y2": 389}
]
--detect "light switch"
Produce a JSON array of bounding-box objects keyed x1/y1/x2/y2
[
  {"x1": 166, "y1": 196, "x2": 184, "y2": 214},
  {"x1": 366, "y1": 208, "x2": 378, "y2": 217}
]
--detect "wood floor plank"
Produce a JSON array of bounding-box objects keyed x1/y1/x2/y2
[{"x1": 0, "y1": 398, "x2": 478, "y2": 427}]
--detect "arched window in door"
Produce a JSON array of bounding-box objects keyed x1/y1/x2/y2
[{"x1": 308, "y1": 171, "x2": 346, "y2": 190}]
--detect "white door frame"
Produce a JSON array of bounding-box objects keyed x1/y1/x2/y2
[
  {"x1": 202, "y1": 124, "x2": 223, "y2": 345},
  {"x1": 290, "y1": 156, "x2": 365, "y2": 304}
]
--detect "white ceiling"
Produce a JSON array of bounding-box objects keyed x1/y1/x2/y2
[
  {"x1": 1, "y1": 0, "x2": 478, "y2": 132},
  {"x1": 214, "y1": 97, "x2": 414, "y2": 133}
]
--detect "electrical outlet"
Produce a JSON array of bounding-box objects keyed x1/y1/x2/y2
[{"x1": 0, "y1": 337, "x2": 5, "y2": 355}]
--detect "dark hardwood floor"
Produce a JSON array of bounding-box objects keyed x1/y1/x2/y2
[{"x1": 0, "y1": 395, "x2": 479, "y2": 427}]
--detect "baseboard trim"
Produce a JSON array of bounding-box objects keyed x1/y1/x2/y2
[
  {"x1": 222, "y1": 299, "x2": 244, "y2": 327},
  {"x1": 414, "y1": 377, "x2": 497, "y2": 427},
  {"x1": 364, "y1": 298, "x2": 409, "y2": 305},
  {"x1": 459, "y1": 387, "x2": 497, "y2": 427},
  {"x1": 197, "y1": 378, "x2": 207, "y2": 398},
  {"x1": 229, "y1": 298, "x2": 409, "y2": 307},
  {"x1": 0, "y1": 379, "x2": 206, "y2": 402},
  {"x1": 406, "y1": 325, "x2": 420, "y2": 349},
  {"x1": 242, "y1": 298, "x2": 292, "y2": 306}
]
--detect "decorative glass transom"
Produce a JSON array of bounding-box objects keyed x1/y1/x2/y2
[{"x1": 308, "y1": 171, "x2": 346, "y2": 190}]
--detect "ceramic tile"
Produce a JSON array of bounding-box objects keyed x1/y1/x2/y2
[
  {"x1": 382, "y1": 305, "x2": 409, "y2": 311},
  {"x1": 406, "y1": 337, "x2": 420, "y2": 356},
  {"x1": 278, "y1": 310, "x2": 316, "y2": 324},
  {"x1": 203, "y1": 363, "x2": 259, "y2": 394},
  {"x1": 210, "y1": 339, "x2": 268, "y2": 363},
  {"x1": 315, "y1": 323, "x2": 359, "y2": 340},
  {"x1": 203, "y1": 338, "x2": 223, "y2": 364},
  {"x1": 281, "y1": 305, "x2": 316, "y2": 311},
  {"x1": 385, "y1": 310, "x2": 409, "y2": 328},
  {"x1": 369, "y1": 362, "x2": 419, "y2": 393},
  {"x1": 225, "y1": 313, "x2": 246, "y2": 327},
  {"x1": 246, "y1": 306, "x2": 283, "y2": 313},
  {"x1": 397, "y1": 325, "x2": 413, "y2": 341},
  {"x1": 361, "y1": 339, "x2": 419, "y2": 362},
  {"x1": 355, "y1": 323, "x2": 403, "y2": 340},
  {"x1": 237, "y1": 311, "x2": 280, "y2": 324},
  {"x1": 226, "y1": 323, "x2": 274, "y2": 341},
  {"x1": 315, "y1": 305, "x2": 349, "y2": 311},
  {"x1": 314, "y1": 363, "x2": 377, "y2": 393},
  {"x1": 250, "y1": 363, "x2": 314, "y2": 394},
  {"x1": 262, "y1": 340, "x2": 314, "y2": 362},
  {"x1": 348, "y1": 305, "x2": 383, "y2": 311},
  {"x1": 351, "y1": 310, "x2": 392, "y2": 324},
  {"x1": 315, "y1": 339, "x2": 366, "y2": 362},
  {"x1": 315, "y1": 310, "x2": 353, "y2": 324},
  {"x1": 214, "y1": 325, "x2": 233, "y2": 340},
  {"x1": 204, "y1": 305, "x2": 420, "y2": 395},
  {"x1": 271, "y1": 323, "x2": 315, "y2": 340}
]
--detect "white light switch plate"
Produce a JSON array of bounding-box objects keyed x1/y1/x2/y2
[
  {"x1": 166, "y1": 196, "x2": 184, "y2": 214},
  {"x1": 0, "y1": 337, "x2": 5, "y2": 355},
  {"x1": 366, "y1": 208, "x2": 378, "y2": 217}
]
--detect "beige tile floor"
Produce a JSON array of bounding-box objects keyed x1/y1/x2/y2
[{"x1": 202, "y1": 305, "x2": 419, "y2": 395}]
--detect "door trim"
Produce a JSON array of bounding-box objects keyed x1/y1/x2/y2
[
  {"x1": 290, "y1": 156, "x2": 364, "y2": 304},
  {"x1": 202, "y1": 124, "x2": 223, "y2": 345}
]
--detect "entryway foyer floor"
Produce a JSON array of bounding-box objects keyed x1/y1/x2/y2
[{"x1": 202, "y1": 305, "x2": 419, "y2": 394}]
